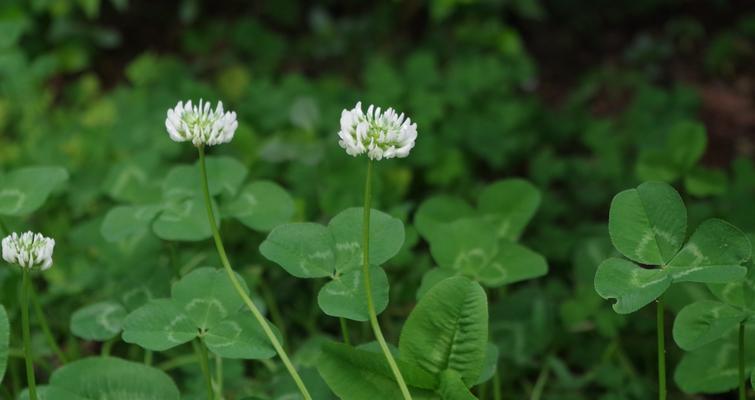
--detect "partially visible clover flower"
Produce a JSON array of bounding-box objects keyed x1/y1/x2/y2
[
  {"x1": 338, "y1": 101, "x2": 417, "y2": 161},
  {"x1": 166, "y1": 99, "x2": 239, "y2": 147},
  {"x1": 2, "y1": 232, "x2": 55, "y2": 271}
]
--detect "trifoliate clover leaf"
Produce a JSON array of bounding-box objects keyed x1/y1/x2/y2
[
  {"x1": 596, "y1": 182, "x2": 752, "y2": 314},
  {"x1": 260, "y1": 207, "x2": 402, "y2": 321},
  {"x1": 0, "y1": 166, "x2": 68, "y2": 216},
  {"x1": 415, "y1": 179, "x2": 546, "y2": 294},
  {"x1": 122, "y1": 267, "x2": 276, "y2": 359}
]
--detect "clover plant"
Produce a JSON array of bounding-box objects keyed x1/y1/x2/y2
[{"x1": 595, "y1": 181, "x2": 752, "y2": 400}]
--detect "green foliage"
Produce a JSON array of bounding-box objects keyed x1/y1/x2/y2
[
  {"x1": 0, "y1": 305, "x2": 7, "y2": 383},
  {"x1": 0, "y1": 166, "x2": 68, "y2": 216},
  {"x1": 260, "y1": 207, "x2": 402, "y2": 320},
  {"x1": 102, "y1": 156, "x2": 293, "y2": 242},
  {"x1": 318, "y1": 277, "x2": 487, "y2": 399},
  {"x1": 596, "y1": 182, "x2": 751, "y2": 314},
  {"x1": 122, "y1": 267, "x2": 276, "y2": 359},
  {"x1": 415, "y1": 179, "x2": 547, "y2": 293},
  {"x1": 20, "y1": 357, "x2": 180, "y2": 400},
  {"x1": 399, "y1": 277, "x2": 488, "y2": 386},
  {"x1": 70, "y1": 301, "x2": 127, "y2": 341},
  {"x1": 1, "y1": 1, "x2": 753, "y2": 398}
]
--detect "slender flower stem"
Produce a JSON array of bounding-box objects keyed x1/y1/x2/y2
[
  {"x1": 29, "y1": 286, "x2": 67, "y2": 363},
  {"x1": 339, "y1": 317, "x2": 351, "y2": 345},
  {"x1": 158, "y1": 354, "x2": 198, "y2": 371},
  {"x1": 144, "y1": 350, "x2": 153, "y2": 366},
  {"x1": 740, "y1": 322, "x2": 747, "y2": 400},
  {"x1": 657, "y1": 298, "x2": 666, "y2": 400},
  {"x1": 530, "y1": 359, "x2": 550, "y2": 400},
  {"x1": 101, "y1": 339, "x2": 115, "y2": 357},
  {"x1": 193, "y1": 339, "x2": 214, "y2": 400},
  {"x1": 214, "y1": 354, "x2": 224, "y2": 398},
  {"x1": 492, "y1": 368, "x2": 502, "y2": 400},
  {"x1": 361, "y1": 160, "x2": 413, "y2": 400},
  {"x1": 20, "y1": 269, "x2": 37, "y2": 400},
  {"x1": 197, "y1": 146, "x2": 312, "y2": 400}
]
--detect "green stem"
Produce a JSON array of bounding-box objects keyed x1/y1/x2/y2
[
  {"x1": 530, "y1": 360, "x2": 550, "y2": 400},
  {"x1": 144, "y1": 350, "x2": 153, "y2": 366},
  {"x1": 492, "y1": 367, "x2": 502, "y2": 400},
  {"x1": 339, "y1": 317, "x2": 351, "y2": 345},
  {"x1": 197, "y1": 146, "x2": 312, "y2": 400},
  {"x1": 214, "y1": 354, "x2": 223, "y2": 398},
  {"x1": 21, "y1": 269, "x2": 37, "y2": 400},
  {"x1": 101, "y1": 339, "x2": 115, "y2": 357},
  {"x1": 30, "y1": 286, "x2": 67, "y2": 363},
  {"x1": 158, "y1": 354, "x2": 198, "y2": 371},
  {"x1": 740, "y1": 322, "x2": 747, "y2": 400},
  {"x1": 258, "y1": 278, "x2": 287, "y2": 342},
  {"x1": 657, "y1": 298, "x2": 666, "y2": 400},
  {"x1": 193, "y1": 340, "x2": 214, "y2": 400},
  {"x1": 361, "y1": 159, "x2": 413, "y2": 400}
]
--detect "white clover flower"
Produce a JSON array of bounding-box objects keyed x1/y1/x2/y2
[
  {"x1": 2, "y1": 232, "x2": 55, "y2": 271},
  {"x1": 337, "y1": 102, "x2": 417, "y2": 161},
  {"x1": 165, "y1": 99, "x2": 239, "y2": 147}
]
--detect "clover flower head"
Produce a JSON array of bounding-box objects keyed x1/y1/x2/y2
[
  {"x1": 165, "y1": 99, "x2": 239, "y2": 147},
  {"x1": 2, "y1": 232, "x2": 55, "y2": 271},
  {"x1": 337, "y1": 101, "x2": 418, "y2": 161}
]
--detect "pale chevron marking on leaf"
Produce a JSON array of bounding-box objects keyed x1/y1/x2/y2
[
  {"x1": 0, "y1": 189, "x2": 25, "y2": 213},
  {"x1": 482, "y1": 261, "x2": 508, "y2": 283},
  {"x1": 669, "y1": 266, "x2": 704, "y2": 279},
  {"x1": 629, "y1": 268, "x2": 667, "y2": 288},
  {"x1": 635, "y1": 230, "x2": 655, "y2": 260},
  {"x1": 653, "y1": 228, "x2": 682, "y2": 248},
  {"x1": 208, "y1": 321, "x2": 242, "y2": 347},
  {"x1": 111, "y1": 166, "x2": 147, "y2": 195},
  {"x1": 185, "y1": 298, "x2": 228, "y2": 328},
  {"x1": 122, "y1": 287, "x2": 153, "y2": 305},
  {"x1": 95, "y1": 304, "x2": 123, "y2": 333},
  {"x1": 232, "y1": 193, "x2": 259, "y2": 217},
  {"x1": 166, "y1": 315, "x2": 190, "y2": 343},
  {"x1": 298, "y1": 249, "x2": 334, "y2": 275},
  {"x1": 336, "y1": 241, "x2": 360, "y2": 251},
  {"x1": 684, "y1": 243, "x2": 706, "y2": 266},
  {"x1": 453, "y1": 248, "x2": 489, "y2": 271},
  {"x1": 323, "y1": 272, "x2": 361, "y2": 297},
  {"x1": 497, "y1": 219, "x2": 511, "y2": 238},
  {"x1": 160, "y1": 201, "x2": 192, "y2": 222}
]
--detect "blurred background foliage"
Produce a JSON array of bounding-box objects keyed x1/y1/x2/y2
[{"x1": 0, "y1": 0, "x2": 753, "y2": 399}]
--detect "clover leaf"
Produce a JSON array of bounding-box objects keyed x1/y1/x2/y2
[
  {"x1": 260, "y1": 207, "x2": 403, "y2": 321},
  {"x1": 0, "y1": 166, "x2": 68, "y2": 216},
  {"x1": 19, "y1": 357, "x2": 180, "y2": 400},
  {"x1": 122, "y1": 267, "x2": 276, "y2": 359},
  {"x1": 595, "y1": 182, "x2": 752, "y2": 314},
  {"x1": 318, "y1": 277, "x2": 488, "y2": 399},
  {"x1": 101, "y1": 155, "x2": 294, "y2": 242},
  {"x1": 415, "y1": 179, "x2": 546, "y2": 294},
  {"x1": 636, "y1": 121, "x2": 727, "y2": 197}
]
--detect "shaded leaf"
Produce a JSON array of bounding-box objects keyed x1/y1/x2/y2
[
  {"x1": 259, "y1": 223, "x2": 334, "y2": 278},
  {"x1": 672, "y1": 300, "x2": 746, "y2": 350},
  {"x1": 329, "y1": 207, "x2": 405, "y2": 272},
  {"x1": 477, "y1": 179, "x2": 540, "y2": 240},
  {"x1": 399, "y1": 277, "x2": 488, "y2": 385},
  {"x1": 0, "y1": 166, "x2": 68, "y2": 216},
  {"x1": 223, "y1": 181, "x2": 294, "y2": 231},
  {"x1": 594, "y1": 258, "x2": 672, "y2": 314},
  {"x1": 121, "y1": 299, "x2": 197, "y2": 351},
  {"x1": 317, "y1": 266, "x2": 389, "y2": 321},
  {"x1": 608, "y1": 182, "x2": 686, "y2": 265},
  {"x1": 667, "y1": 218, "x2": 751, "y2": 283},
  {"x1": 203, "y1": 312, "x2": 276, "y2": 359},
  {"x1": 70, "y1": 301, "x2": 127, "y2": 341}
]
